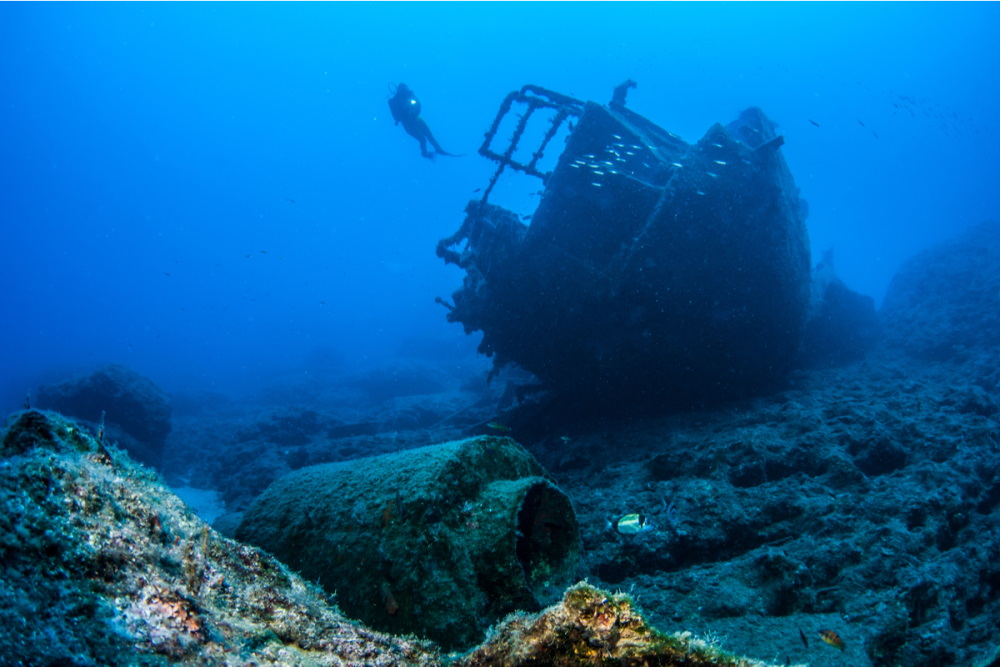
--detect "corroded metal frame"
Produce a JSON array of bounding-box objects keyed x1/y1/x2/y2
[{"x1": 478, "y1": 85, "x2": 585, "y2": 203}]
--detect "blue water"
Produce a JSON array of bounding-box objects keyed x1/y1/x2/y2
[{"x1": 2, "y1": 3, "x2": 998, "y2": 407}]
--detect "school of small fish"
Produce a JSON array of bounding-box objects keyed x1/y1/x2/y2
[
  {"x1": 567, "y1": 129, "x2": 750, "y2": 193},
  {"x1": 569, "y1": 133, "x2": 653, "y2": 188}
]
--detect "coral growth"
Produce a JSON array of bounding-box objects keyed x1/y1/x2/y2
[{"x1": 461, "y1": 582, "x2": 783, "y2": 666}]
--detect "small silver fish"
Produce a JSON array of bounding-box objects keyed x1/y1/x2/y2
[
  {"x1": 591, "y1": 182, "x2": 603, "y2": 187},
  {"x1": 671, "y1": 162, "x2": 683, "y2": 168},
  {"x1": 593, "y1": 170, "x2": 605, "y2": 176},
  {"x1": 714, "y1": 160, "x2": 727, "y2": 165},
  {"x1": 696, "y1": 190, "x2": 706, "y2": 195},
  {"x1": 707, "y1": 172, "x2": 718, "y2": 178},
  {"x1": 612, "y1": 134, "x2": 622, "y2": 140},
  {"x1": 711, "y1": 142, "x2": 723, "y2": 148}
]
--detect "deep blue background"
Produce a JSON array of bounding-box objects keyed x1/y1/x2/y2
[{"x1": 2, "y1": 3, "x2": 998, "y2": 408}]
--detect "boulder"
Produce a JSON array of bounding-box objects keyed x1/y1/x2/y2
[
  {"x1": 36, "y1": 363, "x2": 171, "y2": 466},
  {"x1": 881, "y1": 221, "x2": 1000, "y2": 361}
]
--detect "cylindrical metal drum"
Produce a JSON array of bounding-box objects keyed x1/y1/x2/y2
[{"x1": 236, "y1": 436, "x2": 580, "y2": 649}]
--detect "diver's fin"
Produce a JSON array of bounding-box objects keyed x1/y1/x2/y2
[{"x1": 423, "y1": 123, "x2": 464, "y2": 158}]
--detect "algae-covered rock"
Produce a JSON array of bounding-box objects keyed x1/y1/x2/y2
[
  {"x1": 237, "y1": 436, "x2": 582, "y2": 650},
  {"x1": 460, "y1": 582, "x2": 786, "y2": 666},
  {"x1": 0, "y1": 410, "x2": 439, "y2": 666}
]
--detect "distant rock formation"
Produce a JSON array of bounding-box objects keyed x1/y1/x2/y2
[
  {"x1": 881, "y1": 221, "x2": 1000, "y2": 362},
  {"x1": 36, "y1": 363, "x2": 171, "y2": 467},
  {"x1": 800, "y1": 249, "x2": 880, "y2": 367}
]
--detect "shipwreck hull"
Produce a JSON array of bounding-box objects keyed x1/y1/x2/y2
[{"x1": 439, "y1": 87, "x2": 811, "y2": 410}]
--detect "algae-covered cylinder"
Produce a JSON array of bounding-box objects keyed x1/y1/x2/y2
[{"x1": 236, "y1": 436, "x2": 580, "y2": 650}]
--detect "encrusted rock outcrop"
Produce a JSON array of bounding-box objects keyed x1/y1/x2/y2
[{"x1": 0, "y1": 410, "x2": 438, "y2": 664}]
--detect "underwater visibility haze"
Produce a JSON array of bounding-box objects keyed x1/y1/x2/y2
[
  {"x1": 2, "y1": 3, "x2": 1000, "y2": 666},
  {"x1": 1, "y1": 2, "x2": 997, "y2": 405}
]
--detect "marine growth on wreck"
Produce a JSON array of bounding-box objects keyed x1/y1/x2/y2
[{"x1": 437, "y1": 85, "x2": 812, "y2": 411}]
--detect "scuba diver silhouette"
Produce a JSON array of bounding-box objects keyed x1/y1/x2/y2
[{"x1": 388, "y1": 83, "x2": 458, "y2": 159}]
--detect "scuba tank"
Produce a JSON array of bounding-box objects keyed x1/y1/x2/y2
[{"x1": 388, "y1": 82, "x2": 421, "y2": 124}]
